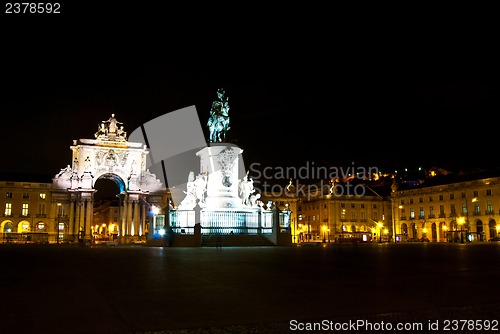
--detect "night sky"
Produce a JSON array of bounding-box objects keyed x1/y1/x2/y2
[{"x1": 1, "y1": 5, "x2": 499, "y2": 183}]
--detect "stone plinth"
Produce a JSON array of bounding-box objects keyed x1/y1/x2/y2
[{"x1": 196, "y1": 143, "x2": 243, "y2": 209}]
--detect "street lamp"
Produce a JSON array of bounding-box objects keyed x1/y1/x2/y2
[
  {"x1": 457, "y1": 217, "x2": 465, "y2": 243},
  {"x1": 57, "y1": 203, "x2": 62, "y2": 244},
  {"x1": 377, "y1": 222, "x2": 383, "y2": 242}
]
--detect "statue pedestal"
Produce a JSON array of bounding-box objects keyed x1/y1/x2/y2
[{"x1": 196, "y1": 143, "x2": 244, "y2": 209}]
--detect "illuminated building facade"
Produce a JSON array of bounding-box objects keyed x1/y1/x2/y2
[
  {"x1": 0, "y1": 180, "x2": 54, "y2": 243},
  {"x1": 295, "y1": 187, "x2": 392, "y2": 243},
  {"x1": 391, "y1": 173, "x2": 500, "y2": 242},
  {"x1": 259, "y1": 179, "x2": 392, "y2": 244}
]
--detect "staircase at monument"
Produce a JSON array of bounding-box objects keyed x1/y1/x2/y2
[{"x1": 201, "y1": 234, "x2": 275, "y2": 247}]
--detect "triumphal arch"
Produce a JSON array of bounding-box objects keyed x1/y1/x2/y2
[{"x1": 52, "y1": 114, "x2": 166, "y2": 244}]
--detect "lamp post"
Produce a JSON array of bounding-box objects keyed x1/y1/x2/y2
[
  {"x1": 57, "y1": 203, "x2": 62, "y2": 244},
  {"x1": 377, "y1": 222, "x2": 383, "y2": 243},
  {"x1": 151, "y1": 205, "x2": 160, "y2": 238}
]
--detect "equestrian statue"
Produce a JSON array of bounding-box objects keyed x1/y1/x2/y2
[{"x1": 207, "y1": 88, "x2": 230, "y2": 142}]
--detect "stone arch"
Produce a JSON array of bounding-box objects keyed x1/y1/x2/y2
[
  {"x1": 431, "y1": 222, "x2": 437, "y2": 241},
  {"x1": 410, "y1": 222, "x2": 418, "y2": 239},
  {"x1": 34, "y1": 221, "x2": 46, "y2": 232},
  {"x1": 450, "y1": 220, "x2": 457, "y2": 231},
  {"x1": 476, "y1": 220, "x2": 484, "y2": 241},
  {"x1": 439, "y1": 221, "x2": 447, "y2": 242},
  {"x1": 17, "y1": 220, "x2": 31, "y2": 233},
  {"x1": 94, "y1": 173, "x2": 126, "y2": 196},
  {"x1": 51, "y1": 114, "x2": 166, "y2": 244},
  {"x1": 1, "y1": 220, "x2": 14, "y2": 232},
  {"x1": 400, "y1": 223, "x2": 408, "y2": 241},
  {"x1": 489, "y1": 219, "x2": 497, "y2": 239}
]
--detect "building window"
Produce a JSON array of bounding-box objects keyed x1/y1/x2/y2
[
  {"x1": 373, "y1": 204, "x2": 377, "y2": 209},
  {"x1": 487, "y1": 200, "x2": 493, "y2": 213},
  {"x1": 429, "y1": 196, "x2": 433, "y2": 202},
  {"x1": 22, "y1": 203, "x2": 29, "y2": 216},
  {"x1": 450, "y1": 193, "x2": 455, "y2": 200},
  {"x1": 474, "y1": 203, "x2": 480, "y2": 214},
  {"x1": 473, "y1": 190, "x2": 479, "y2": 197},
  {"x1": 57, "y1": 203, "x2": 64, "y2": 216},
  {"x1": 372, "y1": 212, "x2": 378, "y2": 221},
  {"x1": 351, "y1": 203, "x2": 355, "y2": 208},
  {"x1": 360, "y1": 203, "x2": 365, "y2": 208},
  {"x1": 410, "y1": 208, "x2": 415, "y2": 219},
  {"x1": 419, "y1": 207, "x2": 424, "y2": 218},
  {"x1": 39, "y1": 193, "x2": 46, "y2": 200},
  {"x1": 360, "y1": 212, "x2": 366, "y2": 220},
  {"x1": 450, "y1": 204, "x2": 456, "y2": 215},
  {"x1": 5, "y1": 203, "x2": 12, "y2": 216},
  {"x1": 351, "y1": 212, "x2": 356, "y2": 219},
  {"x1": 419, "y1": 197, "x2": 423, "y2": 203},
  {"x1": 429, "y1": 206, "x2": 434, "y2": 216},
  {"x1": 38, "y1": 204, "x2": 46, "y2": 215},
  {"x1": 439, "y1": 205, "x2": 445, "y2": 215},
  {"x1": 462, "y1": 202, "x2": 468, "y2": 214},
  {"x1": 341, "y1": 203, "x2": 346, "y2": 208},
  {"x1": 439, "y1": 195, "x2": 444, "y2": 201},
  {"x1": 36, "y1": 222, "x2": 45, "y2": 230},
  {"x1": 486, "y1": 189, "x2": 492, "y2": 196},
  {"x1": 23, "y1": 193, "x2": 29, "y2": 199},
  {"x1": 400, "y1": 200, "x2": 404, "y2": 205},
  {"x1": 461, "y1": 192, "x2": 466, "y2": 199},
  {"x1": 5, "y1": 192, "x2": 12, "y2": 199},
  {"x1": 409, "y1": 198, "x2": 414, "y2": 204}
]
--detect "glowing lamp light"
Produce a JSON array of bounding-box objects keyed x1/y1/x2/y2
[
  {"x1": 159, "y1": 229, "x2": 165, "y2": 236},
  {"x1": 152, "y1": 205, "x2": 160, "y2": 215}
]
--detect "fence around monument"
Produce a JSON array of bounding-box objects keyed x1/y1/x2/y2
[{"x1": 169, "y1": 209, "x2": 289, "y2": 235}]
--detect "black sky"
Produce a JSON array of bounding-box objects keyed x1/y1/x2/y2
[{"x1": 1, "y1": 5, "x2": 499, "y2": 182}]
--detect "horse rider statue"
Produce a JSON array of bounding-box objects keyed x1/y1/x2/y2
[{"x1": 207, "y1": 88, "x2": 230, "y2": 142}]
